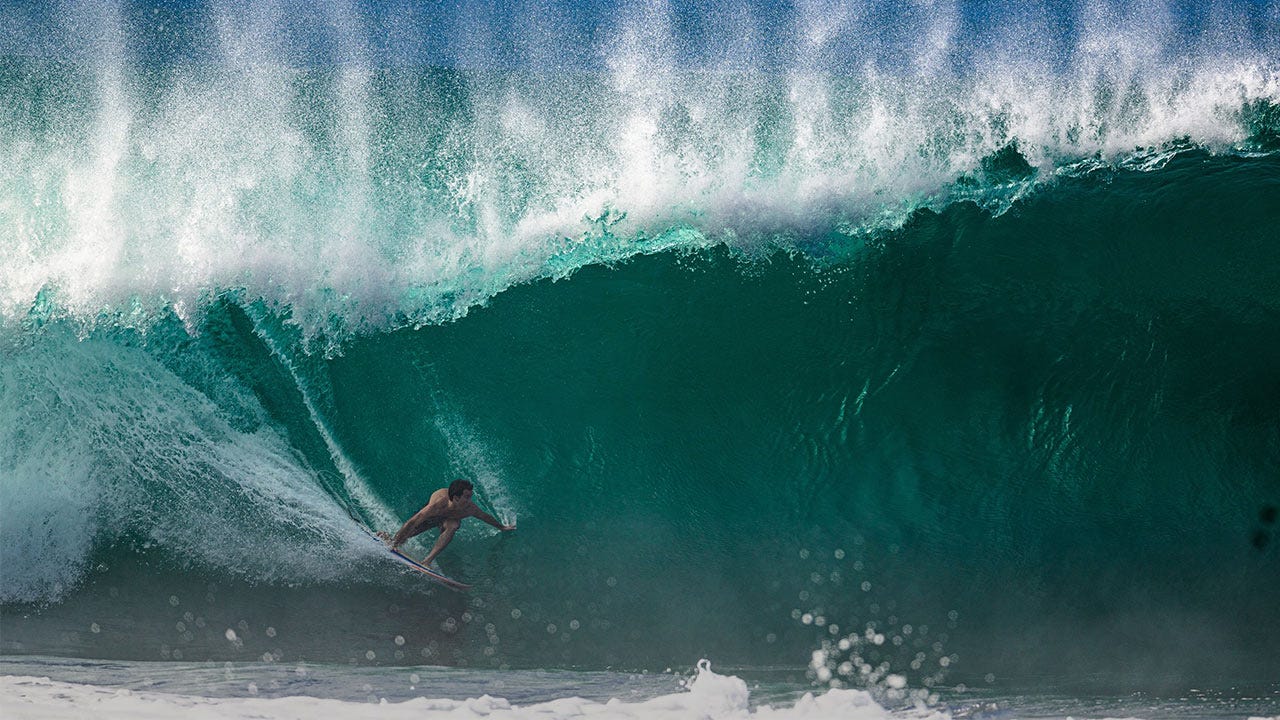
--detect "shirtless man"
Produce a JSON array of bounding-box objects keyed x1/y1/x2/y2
[{"x1": 381, "y1": 479, "x2": 515, "y2": 568}]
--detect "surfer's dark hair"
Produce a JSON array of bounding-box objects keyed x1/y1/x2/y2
[{"x1": 448, "y1": 479, "x2": 473, "y2": 500}]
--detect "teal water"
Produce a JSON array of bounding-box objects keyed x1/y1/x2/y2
[{"x1": 3, "y1": 1, "x2": 1280, "y2": 711}]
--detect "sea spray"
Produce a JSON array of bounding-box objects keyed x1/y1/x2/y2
[{"x1": 3, "y1": 1, "x2": 1278, "y2": 334}]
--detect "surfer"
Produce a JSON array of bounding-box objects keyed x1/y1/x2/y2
[{"x1": 379, "y1": 479, "x2": 515, "y2": 568}]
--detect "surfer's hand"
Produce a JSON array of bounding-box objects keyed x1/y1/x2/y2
[{"x1": 500, "y1": 524, "x2": 516, "y2": 531}]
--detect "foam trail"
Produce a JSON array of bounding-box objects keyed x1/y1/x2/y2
[
  {"x1": 407, "y1": 359, "x2": 520, "y2": 527},
  {"x1": 241, "y1": 305, "x2": 400, "y2": 533},
  {"x1": 433, "y1": 406, "x2": 519, "y2": 530}
]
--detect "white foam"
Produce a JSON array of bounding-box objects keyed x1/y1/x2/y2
[{"x1": 0, "y1": 663, "x2": 937, "y2": 720}]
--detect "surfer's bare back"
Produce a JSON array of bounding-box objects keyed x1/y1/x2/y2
[{"x1": 380, "y1": 479, "x2": 515, "y2": 567}]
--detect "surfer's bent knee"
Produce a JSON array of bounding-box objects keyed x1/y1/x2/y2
[{"x1": 392, "y1": 522, "x2": 420, "y2": 546}]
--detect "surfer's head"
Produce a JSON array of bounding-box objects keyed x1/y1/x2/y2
[{"x1": 448, "y1": 479, "x2": 474, "y2": 501}]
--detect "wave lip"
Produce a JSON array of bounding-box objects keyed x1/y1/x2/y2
[{"x1": 3, "y1": 0, "x2": 1279, "y2": 335}]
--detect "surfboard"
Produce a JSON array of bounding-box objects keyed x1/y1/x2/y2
[
  {"x1": 360, "y1": 526, "x2": 472, "y2": 591},
  {"x1": 386, "y1": 546, "x2": 473, "y2": 590}
]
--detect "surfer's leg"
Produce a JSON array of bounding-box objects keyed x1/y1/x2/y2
[
  {"x1": 390, "y1": 517, "x2": 424, "y2": 549},
  {"x1": 421, "y1": 518, "x2": 460, "y2": 568}
]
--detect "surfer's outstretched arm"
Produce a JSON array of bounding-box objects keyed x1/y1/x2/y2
[{"x1": 470, "y1": 507, "x2": 515, "y2": 531}]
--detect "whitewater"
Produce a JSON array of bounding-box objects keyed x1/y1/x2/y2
[
  {"x1": 1, "y1": 662, "x2": 938, "y2": 720},
  {"x1": 3, "y1": 0, "x2": 1278, "y2": 335}
]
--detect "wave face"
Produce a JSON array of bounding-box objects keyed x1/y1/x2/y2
[{"x1": 2, "y1": 0, "x2": 1280, "y2": 692}]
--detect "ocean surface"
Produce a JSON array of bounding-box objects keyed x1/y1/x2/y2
[{"x1": 3, "y1": 0, "x2": 1280, "y2": 718}]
